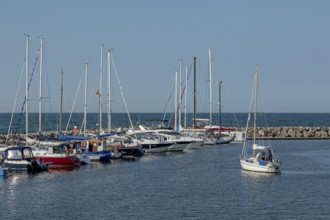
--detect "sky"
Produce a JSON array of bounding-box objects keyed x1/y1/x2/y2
[{"x1": 1, "y1": 0, "x2": 330, "y2": 113}]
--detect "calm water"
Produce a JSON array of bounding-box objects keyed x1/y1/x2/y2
[
  {"x1": 1, "y1": 112, "x2": 330, "y2": 134},
  {"x1": 1, "y1": 139, "x2": 330, "y2": 219}
]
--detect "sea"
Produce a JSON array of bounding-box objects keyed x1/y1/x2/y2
[{"x1": 1, "y1": 113, "x2": 330, "y2": 219}]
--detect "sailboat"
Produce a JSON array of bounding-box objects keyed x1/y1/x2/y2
[{"x1": 239, "y1": 66, "x2": 281, "y2": 173}]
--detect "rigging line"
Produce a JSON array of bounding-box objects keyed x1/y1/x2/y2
[
  {"x1": 242, "y1": 71, "x2": 258, "y2": 156},
  {"x1": 5, "y1": 60, "x2": 26, "y2": 147},
  {"x1": 164, "y1": 61, "x2": 193, "y2": 127},
  {"x1": 14, "y1": 48, "x2": 40, "y2": 133},
  {"x1": 222, "y1": 87, "x2": 241, "y2": 128},
  {"x1": 111, "y1": 55, "x2": 134, "y2": 130},
  {"x1": 162, "y1": 79, "x2": 175, "y2": 122},
  {"x1": 256, "y1": 70, "x2": 268, "y2": 146},
  {"x1": 65, "y1": 67, "x2": 85, "y2": 133}
]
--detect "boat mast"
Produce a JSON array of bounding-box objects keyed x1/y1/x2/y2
[
  {"x1": 99, "y1": 45, "x2": 103, "y2": 133},
  {"x1": 253, "y1": 66, "x2": 259, "y2": 145},
  {"x1": 83, "y1": 62, "x2": 88, "y2": 136},
  {"x1": 60, "y1": 69, "x2": 63, "y2": 132},
  {"x1": 208, "y1": 48, "x2": 212, "y2": 126},
  {"x1": 178, "y1": 60, "x2": 182, "y2": 131},
  {"x1": 107, "y1": 49, "x2": 111, "y2": 133},
  {"x1": 174, "y1": 69, "x2": 178, "y2": 131},
  {"x1": 25, "y1": 34, "x2": 30, "y2": 144},
  {"x1": 184, "y1": 65, "x2": 188, "y2": 128},
  {"x1": 193, "y1": 56, "x2": 197, "y2": 128},
  {"x1": 38, "y1": 37, "x2": 43, "y2": 134},
  {"x1": 219, "y1": 81, "x2": 222, "y2": 135}
]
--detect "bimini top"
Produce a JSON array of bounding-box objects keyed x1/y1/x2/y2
[{"x1": 3, "y1": 146, "x2": 34, "y2": 160}]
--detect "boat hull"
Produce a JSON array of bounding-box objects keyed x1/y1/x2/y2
[
  {"x1": 166, "y1": 142, "x2": 190, "y2": 152},
  {"x1": 118, "y1": 147, "x2": 145, "y2": 157},
  {"x1": 240, "y1": 157, "x2": 280, "y2": 173},
  {"x1": 186, "y1": 140, "x2": 204, "y2": 149},
  {"x1": 86, "y1": 151, "x2": 111, "y2": 162},
  {"x1": 77, "y1": 153, "x2": 90, "y2": 165},
  {"x1": 212, "y1": 135, "x2": 236, "y2": 144},
  {"x1": 142, "y1": 143, "x2": 172, "y2": 153},
  {"x1": 34, "y1": 155, "x2": 80, "y2": 169},
  {"x1": 3, "y1": 160, "x2": 46, "y2": 173}
]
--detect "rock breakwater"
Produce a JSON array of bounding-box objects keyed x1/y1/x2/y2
[{"x1": 243, "y1": 126, "x2": 330, "y2": 139}]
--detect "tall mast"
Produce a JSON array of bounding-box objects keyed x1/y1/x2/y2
[
  {"x1": 107, "y1": 49, "x2": 111, "y2": 133},
  {"x1": 99, "y1": 45, "x2": 103, "y2": 133},
  {"x1": 60, "y1": 69, "x2": 63, "y2": 132},
  {"x1": 253, "y1": 66, "x2": 259, "y2": 145},
  {"x1": 193, "y1": 56, "x2": 197, "y2": 128},
  {"x1": 25, "y1": 35, "x2": 30, "y2": 143},
  {"x1": 219, "y1": 81, "x2": 222, "y2": 135},
  {"x1": 38, "y1": 37, "x2": 43, "y2": 134},
  {"x1": 83, "y1": 62, "x2": 88, "y2": 136},
  {"x1": 184, "y1": 65, "x2": 188, "y2": 128},
  {"x1": 208, "y1": 48, "x2": 212, "y2": 125},
  {"x1": 174, "y1": 70, "x2": 178, "y2": 131},
  {"x1": 178, "y1": 60, "x2": 182, "y2": 131}
]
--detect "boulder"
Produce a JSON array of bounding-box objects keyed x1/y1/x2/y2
[
  {"x1": 287, "y1": 128, "x2": 296, "y2": 137},
  {"x1": 280, "y1": 128, "x2": 289, "y2": 138},
  {"x1": 296, "y1": 131, "x2": 303, "y2": 138},
  {"x1": 303, "y1": 130, "x2": 314, "y2": 138}
]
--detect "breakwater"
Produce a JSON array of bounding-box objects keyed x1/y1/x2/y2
[{"x1": 243, "y1": 126, "x2": 330, "y2": 139}]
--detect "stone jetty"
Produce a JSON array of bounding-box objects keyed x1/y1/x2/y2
[{"x1": 242, "y1": 126, "x2": 330, "y2": 139}]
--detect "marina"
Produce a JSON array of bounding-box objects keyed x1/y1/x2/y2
[
  {"x1": 1, "y1": 139, "x2": 330, "y2": 219},
  {"x1": 1, "y1": 1, "x2": 330, "y2": 218}
]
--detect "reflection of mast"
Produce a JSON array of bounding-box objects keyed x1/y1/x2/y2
[{"x1": 193, "y1": 56, "x2": 197, "y2": 128}]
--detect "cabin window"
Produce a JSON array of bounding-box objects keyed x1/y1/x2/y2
[
  {"x1": 7, "y1": 150, "x2": 22, "y2": 159},
  {"x1": 23, "y1": 148, "x2": 33, "y2": 159}
]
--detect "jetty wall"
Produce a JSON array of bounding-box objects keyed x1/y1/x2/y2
[{"x1": 242, "y1": 126, "x2": 330, "y2": 139}]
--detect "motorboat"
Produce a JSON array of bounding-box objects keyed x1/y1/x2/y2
[
  {"x1": 1, "y1": 146, "x2": 48, "y2": 173},
  {"x1": 33, "y1": 142, "x2": 81, "y2": 169}
]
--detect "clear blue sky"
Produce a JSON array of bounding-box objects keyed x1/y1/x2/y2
[{"x1": 1, "y1": 0, "x2": 329, "y2": 113}]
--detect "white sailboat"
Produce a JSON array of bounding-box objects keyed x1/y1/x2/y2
[{"x1": 240, "y1": 66, "x2": 281, "y2": 173}]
